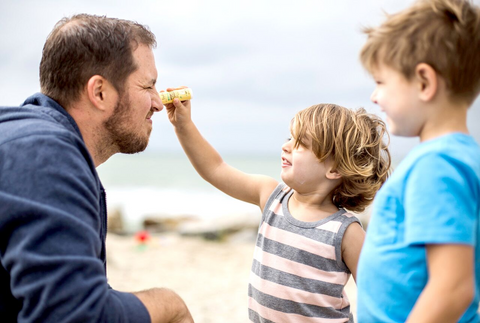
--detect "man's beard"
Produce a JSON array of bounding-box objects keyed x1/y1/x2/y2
[{"x1": 104, "y1": 92, "x2": 152, "y2": 154}]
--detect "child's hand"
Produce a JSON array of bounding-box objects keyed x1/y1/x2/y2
[{"x1": 163, "y1": 86, "x2": 192, "y2": 129}]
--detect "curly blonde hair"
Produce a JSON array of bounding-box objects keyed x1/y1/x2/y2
[{"x1": 291, "y1": 104, "x2": 391, "y2": 213}]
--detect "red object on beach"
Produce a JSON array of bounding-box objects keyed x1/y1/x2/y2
[{"x1": 135, "y1": 230, "x2": 150, "y2": 244}]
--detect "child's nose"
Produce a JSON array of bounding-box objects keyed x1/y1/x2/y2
[
  {"x1": 370, "y1": 89, "x2": 378, "y2": 104},
  {"x1": 282, "y1": 140, "x2": 291, "y2": 152}
]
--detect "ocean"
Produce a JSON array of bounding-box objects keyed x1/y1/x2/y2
[{"x1": 96, "y1": 152, "x2": 281, "y2": 232}]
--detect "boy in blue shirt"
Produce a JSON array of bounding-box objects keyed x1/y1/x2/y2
[{"x1": 356, "y1": 0, "x2": 480, "y2": 322}]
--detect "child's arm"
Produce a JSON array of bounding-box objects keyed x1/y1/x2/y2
[
  {"x1": 166, "y1": 96, "x2": 278, "y2": 210},
  {"x1": 341, "y1": 222, "x2": 365, "y2": 282},
  {"x1": 406, "y1": 244, "x2": 475, "y2": 323}
]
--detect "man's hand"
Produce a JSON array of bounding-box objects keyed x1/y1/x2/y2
[{"x1": 133, "y1": 288, "x2": 194, "y2": 323}]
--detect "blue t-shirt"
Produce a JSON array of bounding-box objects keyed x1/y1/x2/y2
[{"x1": 357, "y1": 133, "x2": 480, "y2": 322}]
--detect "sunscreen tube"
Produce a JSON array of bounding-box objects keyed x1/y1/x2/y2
[{"x1": 160, "y1": 88, "x2": 193, "y2": 104}]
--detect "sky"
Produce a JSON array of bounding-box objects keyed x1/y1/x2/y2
[{"x1": 1, "y1": 0, "x2": 479, "y2": 163}]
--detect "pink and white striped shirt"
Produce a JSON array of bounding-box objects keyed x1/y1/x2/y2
[{"x1": 248, "y1": 184, "x2": 360, "y2": 323}]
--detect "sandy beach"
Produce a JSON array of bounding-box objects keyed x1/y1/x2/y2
[{"x1": 106, "y1": 232, "x2": 358, "y2": 323}]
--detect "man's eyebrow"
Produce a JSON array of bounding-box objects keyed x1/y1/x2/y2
[{"x1": 142, "y1": 79, "x2": 156, "y2": 87}]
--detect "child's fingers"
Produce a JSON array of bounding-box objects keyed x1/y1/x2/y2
[
  {"x1": 165, "y1": 86, "x2": 188, "y2": 92},
  {"x1": 173, "y1": 98, "x2": 182, "y2": 107}
]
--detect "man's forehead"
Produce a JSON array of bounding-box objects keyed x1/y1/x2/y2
[
  {"x1": 132, "y1": 44, "x2": 155, "y2": 61},
  {"x1": 131, "y1": 45, "x2": 157, "y2": 77}
]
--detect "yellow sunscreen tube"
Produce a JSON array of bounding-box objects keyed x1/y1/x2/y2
[{"x1": 160, "y1": 88, "x2": 193, "y2": 104}]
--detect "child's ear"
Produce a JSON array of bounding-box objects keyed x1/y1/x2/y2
[
  {"x1": 415, "y1": 63, "x2": 438, "y2": 102},
  {"x1": 326, "y1": 168, "x2": 342, "y2": 180}
]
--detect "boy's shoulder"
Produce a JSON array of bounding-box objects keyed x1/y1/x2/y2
[
  {"x1": 405, "y1": 133, "x2": 480, "y2": 168},
  {"x1": 388, "y1": 134, "x2": 480, "y2": 190}
]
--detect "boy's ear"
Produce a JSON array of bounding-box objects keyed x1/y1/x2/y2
[
  {"x1": 86, "y1": 75, "x2": 117, "y2": 111},
  {"x1": 326, "y1": 168, "x2": 342, "y2": 180},
  {"x1": 415, "y1": 63, "x2": 438, "y2": 102}
]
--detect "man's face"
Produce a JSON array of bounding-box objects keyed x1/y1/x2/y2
[{"x1": 104, "y1": 44, "x2": 162, "y2": 154}]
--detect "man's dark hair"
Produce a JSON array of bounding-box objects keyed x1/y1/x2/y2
[{"x1": 40, "y1": 14, "x2": 157, "y2": 108}]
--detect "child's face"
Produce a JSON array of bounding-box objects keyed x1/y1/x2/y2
[
  {"x1": 370, "y1": 63, "x2": 425, "y2": 137},
  {"x1": 281, "y1": 133, "x2": 333, "y2": 191}
]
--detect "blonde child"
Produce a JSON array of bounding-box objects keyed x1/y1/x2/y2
[
  {"x1": 166, "y1": 96, "x2": 390, "y2": 322},
  {"x1": 356, "y1": 0, "x2": 480, "y2": 322}
]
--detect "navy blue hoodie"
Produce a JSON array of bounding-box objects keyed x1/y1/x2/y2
[{"x1": 0, "y1": 93, "x2": 150, "y2": 322}]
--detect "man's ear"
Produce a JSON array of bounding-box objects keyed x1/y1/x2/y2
[
  {"x1": 415, "y1": 63, "x2": 438, "y2": 102},
  {"x1": 86, "y1": 75, "x2": 116, "y2": 111},
  {"x1": 326, "y1": 168, "x2": 342, "y2": 180}
]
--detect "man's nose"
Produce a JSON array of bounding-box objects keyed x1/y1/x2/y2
[{"x1": 152, "y1": 90, "x2": 163, "y2": 112}]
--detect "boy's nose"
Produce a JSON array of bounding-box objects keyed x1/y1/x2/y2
[{"x1": 370, "y1": 89, "x2": 378, "y2": 104}]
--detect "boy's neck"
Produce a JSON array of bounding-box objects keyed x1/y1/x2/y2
[{"x1": 419, "y1": 99, "x2": 469, "y2": 142}]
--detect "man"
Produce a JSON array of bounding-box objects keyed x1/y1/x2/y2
[{"x1": 0, "y1": 14, "x2": 194, "y2": 323}]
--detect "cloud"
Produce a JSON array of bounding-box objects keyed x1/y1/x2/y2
[{"x1": 1, "y1": 0, "x2": 479, "y2": 163}]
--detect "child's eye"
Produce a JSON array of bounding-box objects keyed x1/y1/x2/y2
[{"x1": 286, "y1": 137, "x2": 292, "y2": 142}]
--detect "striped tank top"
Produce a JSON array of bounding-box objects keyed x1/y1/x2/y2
[{"x1": 248, "y1": 183, "x2": 360, "y2": 323}]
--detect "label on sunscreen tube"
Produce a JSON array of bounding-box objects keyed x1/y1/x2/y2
[{"x1": 160, "y1": 88, "x2": 193, "y2": 104}]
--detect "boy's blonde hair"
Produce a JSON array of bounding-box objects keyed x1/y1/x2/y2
[
  {"x1": 291, "y1": 104, "x2": 391, "y2": 213},
  {"x1": 360, "y1": 0, "x2": 480, "y2": 104}
]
